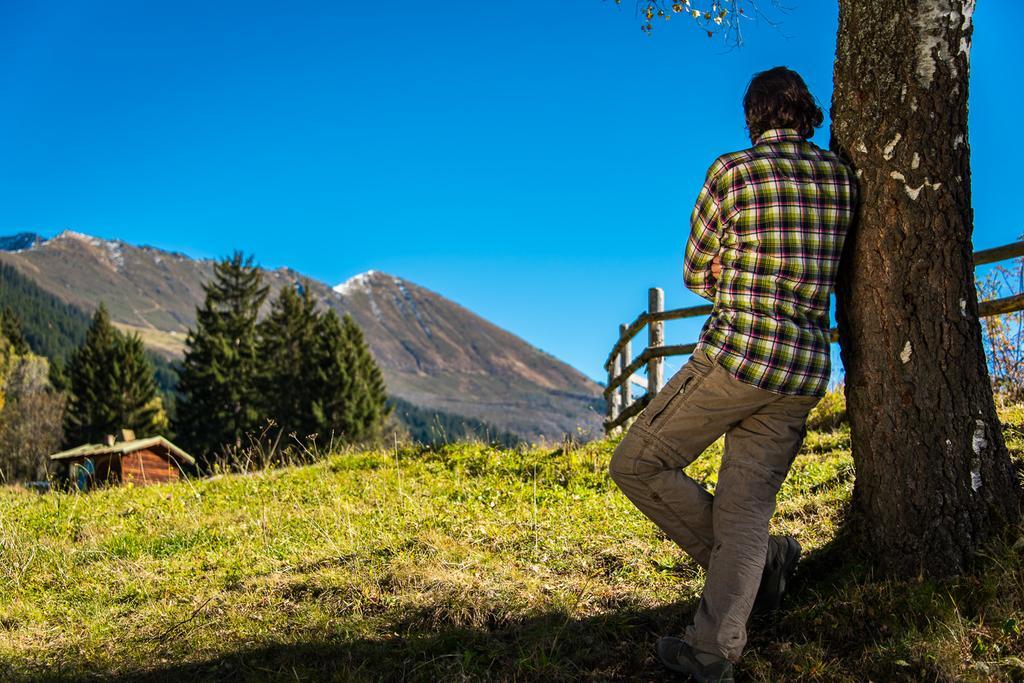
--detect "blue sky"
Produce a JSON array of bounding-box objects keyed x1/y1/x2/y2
[{"x1": 1, "y1": 1, "x2": 1020, "y2": 383}]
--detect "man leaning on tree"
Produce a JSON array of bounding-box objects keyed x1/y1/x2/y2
[{"x1": 609, "y1": 66, "x2": 858, "y2": 683}]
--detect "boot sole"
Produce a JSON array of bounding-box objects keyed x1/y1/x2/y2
[{"x1": 752, "y1": 536, "x2": 801, "y2": 618}]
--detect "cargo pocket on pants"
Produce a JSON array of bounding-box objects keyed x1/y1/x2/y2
[
  {"x1": 643, "y1": 358, "x2": 715, "y2": 429},
  {"x1": 645, "y1": 374, "x2": 696, "y2": 428}
]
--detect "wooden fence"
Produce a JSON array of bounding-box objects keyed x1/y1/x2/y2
[{"x1": 603, "y1": 240, "x2": 1024, "y2": 434}]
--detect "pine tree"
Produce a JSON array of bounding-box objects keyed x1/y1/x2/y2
[
  {"x1": 340, "y1": 313, "x2": 390, "y2": 441},
  {"x1": 303, "y1": 310, "x2": 389, "y2": 444},
  {"x1": 310, "y1": 310, "x2": 357, "y2": 440},
  {"x1": 112, "y1": 333, "x2": 166, "y2": 436},
  {"x1": 174, "y1": 252, "x2": 268, "y2": 468},
  {"x1": 63, "y1": 305, "x2": 160, "y2": 446},
  {"x1": 256, "y1": 282, "x2": 321, "y2": 440},
  {"x1": 0, "y1": 307, "x2": 30, "y2": 356}
]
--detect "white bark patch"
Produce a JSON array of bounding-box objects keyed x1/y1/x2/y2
[
  {"x1": 904, "y1": 178, "x2": 943, "y2": 200},
  {"x1": 900, "y1": 340, "x2": 913, "y2": 363},
  {"x1": 914, "y1": 0, "x2": 959, "y2": 88},
  {"x1": 971, "y1": 418, "x2": 986, "y2": 492},
  {"x1": 959, "y1": 1, "x2": 974, "y2": 60},
  {"x1": 883, "y1": 134, "x2": 902, "y2": 160},
  {"x1": 856, "y1": 141, "x2": 868, "y2": 154},
  {"x1": 972, "y1": 419, "x2": 987, "y2": 453},
  {"x1": 962, "y1": 0, "x2": 975, "y2": 31},
  {"x1": 890, "y1": 171, "x2": 906, "y2": 182},
  {"x1": 911, "y1": 153, "x2": 921, "y2": 169},
  {"x1": 954, "y1": 134, "x2": 965, "y2": 148},
  {"x1": 960, "y1": 298, "x2": 967, "y2": 317}
]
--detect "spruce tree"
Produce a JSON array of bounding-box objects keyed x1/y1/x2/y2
[
  {"x1": 63, "y1": 305, "x2": 160, "y2": 446},
  {"x1": 256, "y1": 282, "x2": 321, "y2": 440},
  {"x1": 302, "y1": 310, "x2": 389, "y2": 444},
  {"x1": 0, "y1": 307, "x2": 30, "y2": 356},
  {"x1": 339, "y1": 313, "x2": 390, "y2": 441},
  {"x1": 174, "y1": 252, "x2": 268, "y2": 468},
  {"x1": 114, "y1": 334, "x2": 167, "y2": 436},
  {"x1": 310, "y1": 310, "x2": 357, "y2": 440}
]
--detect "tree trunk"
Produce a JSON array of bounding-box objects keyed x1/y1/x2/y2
[{"x1": 831, "y1": 0, "x2": 1019, "y2": 577}]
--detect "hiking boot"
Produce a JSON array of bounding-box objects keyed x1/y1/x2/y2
[
  {"x1": 751, "y1": 535, "x2": 801, "y2": 619},
  {"x1": 656, "y1": 636, "x2": 734, "y2": 682}
]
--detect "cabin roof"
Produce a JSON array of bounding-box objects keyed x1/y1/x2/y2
[{"x1": 49, "y1": 436, "x2": 196, "y2": 465}]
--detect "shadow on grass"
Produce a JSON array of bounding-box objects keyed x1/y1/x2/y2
[
  {"x1": 7, "y1": 596, "x2": 697, "y2": 683},
  {"x1": 10, "y1": 531, "x2": 999, "y2": 683}
]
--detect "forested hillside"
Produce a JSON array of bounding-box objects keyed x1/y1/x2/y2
[
  {"x1": 0, "y1": 264, "x2": 180, "y2": 412},
  {"x1": 0, "y1": 264, "x2": 90, "y2": 362},
  {"x1": 389, "y1": 397, "x2": 521, "y2": 447}
]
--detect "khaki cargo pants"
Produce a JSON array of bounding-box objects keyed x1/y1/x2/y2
[{"x1": 609, "y1": 349, "x2": 819, "y2": 662}]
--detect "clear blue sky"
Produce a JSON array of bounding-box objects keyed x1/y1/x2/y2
[{"x1": 1, "y1": 1, "x2": 1020, "y2": 383}]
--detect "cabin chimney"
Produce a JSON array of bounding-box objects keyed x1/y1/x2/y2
[
  {"x1": 120, "y1": 429, "x2": 136, "y2": 442},
  {"x1": 104, "y1": 434, "x2": 116, "y2": 446}
]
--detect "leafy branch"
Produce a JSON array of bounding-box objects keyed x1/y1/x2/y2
[{"x1": 611, "y1": 0, "x2": 786, "y2": 45}]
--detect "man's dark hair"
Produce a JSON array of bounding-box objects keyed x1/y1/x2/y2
[{"x1": 743, "y1": 66, "x2": 824, "y2": 143}]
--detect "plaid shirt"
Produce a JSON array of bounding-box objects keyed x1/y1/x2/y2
[{"x1": 684, "y1": 128, "x2": 857, "y2": 397}]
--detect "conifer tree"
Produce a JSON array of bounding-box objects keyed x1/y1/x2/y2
[
  {"x1": 63, "y1": 305, "x2": 160, "y2": 446},
  {"x1": 309, "y1": 310, "x2": 357, "y2": 440},
  {"x1": 0, "y1": 308, "x2": 29, "y2": 356},
  {"x1": 111, "y1": 333, "x2": 165, "y2": 435},
  {"x1": 294, "y1": 310, "x2": 389, "y2": 444},
  {"x1": 256, "y1": 282, "x2": 321, "y2": 439},
  {"x1": 174, "y1": 252, "x2": 268, "y2": 467},
  {"x1": 339, "y1": 313, "x2": 390, "y2": 441}
]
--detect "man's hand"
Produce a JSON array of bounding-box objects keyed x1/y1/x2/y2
[{"x1": 711, "y1": 255, "x2": 722, "y2": 280}]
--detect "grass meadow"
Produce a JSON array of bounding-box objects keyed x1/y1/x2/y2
[{"x1": 1, "y1": 394, "x2": 1023, "y2": 682}]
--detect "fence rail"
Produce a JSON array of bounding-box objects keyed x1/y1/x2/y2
[{"x1": 604, "y1": 240, "x2": 1024, "y2": 434}]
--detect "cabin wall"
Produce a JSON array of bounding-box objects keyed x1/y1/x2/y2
[{"x1": 120, "y1": 448, "x2": 180, "y2": 485}]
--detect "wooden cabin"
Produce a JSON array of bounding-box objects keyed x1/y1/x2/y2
[{"x1": 50, "y1": 430, "x2": 195, "y2": 491}]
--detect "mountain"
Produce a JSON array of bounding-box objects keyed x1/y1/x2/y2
[
  {"x1": 0, "y1": 231, "x2": 603, "y2": 441},
  {"x1": 331, "y1": 269, "x2": 603, "y2": 440}
]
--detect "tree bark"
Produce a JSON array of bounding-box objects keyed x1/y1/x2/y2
[{"x1": 831, "y1": 0, "x2": 1020, "y2": 577}]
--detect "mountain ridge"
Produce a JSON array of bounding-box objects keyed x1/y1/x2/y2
[{"x1": 0, "y1": 231, "x2": 603, "y2": 441}]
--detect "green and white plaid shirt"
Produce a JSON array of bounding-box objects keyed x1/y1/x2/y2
[{"x1": 684, "y1": 128, "x2": 858, "y2": 397}]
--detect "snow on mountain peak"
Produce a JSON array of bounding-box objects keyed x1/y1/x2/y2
[
  {"x1": 54, "y1": 229, "x2": 104, "y2": 245},
  {"x1": 333, "y1": 270, "x2": 381, "y2": 295},
  {"x1": 52, "y1": 230, "x2": 125, "y2": 270}
]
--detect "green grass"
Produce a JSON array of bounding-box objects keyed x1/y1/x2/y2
[{"x1": 1, "y1": 397, "x2": 1023, "y2": 681}]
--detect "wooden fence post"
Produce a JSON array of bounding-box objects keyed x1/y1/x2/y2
[
  {"x1": 619, "y1": 324, "x2": 632, "y2": 415},
  {"x1": 648, "y1": 287, "x2": 664, "y2": 397},
  {"x1": 608, "y1": 355, "x2": 621, "y2": 427}
]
